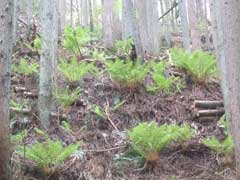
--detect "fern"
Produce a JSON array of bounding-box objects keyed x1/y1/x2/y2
[
  {"x1": 128, "y1": 122, "x2": 194, "y2": 162},
  {"x1": 115, "y1": 38, "x2": 133, "y2": 55},
  {"x1": 33, "y1": 36, "x2": 41, "y2": 52},
  {"x1": 55, "y1": 87, "x2": 80, "y2": 107},
  {"x1": 58, "y1": 58, "x2": 97, "y2": 83},
  {"x1": 147, "y1": 61, "x2": 182, "y2": 94},
  {"x1": 12, "y1": 58, "x2": 39, "y2": 76},
  {"x1": 105, "y1": 58, "x2": 149, "y2": 88},
  {"x1": 18, "y1": 139, "x2": 79, "y2": 174},
  {"x1": 202, "y1": 136, "x2": 234, "y2": 155},
  {"x1": 171, "y1": 48, "x2": 217, "y2": 83},
  {"x1": 63, "y1": 25, "x2": 91, "y2": 55}
]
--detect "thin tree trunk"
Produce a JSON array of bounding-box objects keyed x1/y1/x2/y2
[
  {"x1": 0, "y1": 0, "x2": 13, "y2": 179},
  {"x1": 179, "y1": 0, "x2": 191, "y2": 50},
  {"x1": 89, "y1": 0, "x2": 94, "y2": 32},
  {"x1": 123, "y1": 0, "x2": 144, "y2": 60},
  {"x1": 213, "y1": 0, "x2": 240, "y2": 178},
  {"x1": 39, "y1": 0, "x2": 58, "y2": 130}
]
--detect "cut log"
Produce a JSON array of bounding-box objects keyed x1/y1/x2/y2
[
  {"x1": 23, "y1": 91, "x2": 38, "y2": 98},
  {"x1": 10, "y1": 107, "x2": 31, "y2": 114},
  {"x1": 193, "y1": 100, "x2": 224, "y2": 109},
  {"x1": 194, "y1": 109, "x2": 225, "y2": 118}
]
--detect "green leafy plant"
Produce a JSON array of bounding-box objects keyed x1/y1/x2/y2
[
  {"x1": 61, "y1": 121, "x2": 72, "y2": 132},
  {"x1": 202, "y1": 136, "x2": 234, "y2": 155},
  {"x1": 18, "y1": 139, "x2": 79, "y2": 175},
  {"x1": 55, "y1": 87, "x2": 80, "y2": 107},
  {"x1": 92, "y1": 49, "x2": 105, "y2": 60},
  {"x1": 63, "y1": 25, "x2": 91, "y2": 55},
  {"x1": 12, "y1": 58, "x2": 39, "y2": 76},
  {"x1": 115, "y1": 38, "x2": 133, "y2": 55},
  {"x1": 10, "y1": 100, "x2": 28, "y2": 111},
  {"x1": 128, "y1": 122, "x2": 194, "y2": 162},
  {"x1": 105, "y1": 59, "x2": 149, "y2": 88},
  {"x1": 147, "y1": 61, "x2": 183, "y2": 94},
  {"x1": 58, "y1": 58, "x2": 97, "y2": 83},
  {"x1": 171, "y1": 48, "x2": 217, "y2": 83},
  {"x1": 92, "y1": 105, "x2": 106, "y2": 119},
  {"x1": 33, "y1": 36, "x2": 41, "y2": 52},
  {"x1": 11, "y1": 130, "x2": 27, "y2": 145}
]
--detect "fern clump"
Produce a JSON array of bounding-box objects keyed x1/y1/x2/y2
[
  {"x1": 128, "y1": 122, "x2": 194, "y2": 162},
  {"x1": 58, "y1": 58, "x2": 97, "y2": 83},
  {"x1": 63, "y1": 25, "x2": 90, "y2": 55},
  {"x1": 115, "y1": 38, "x2": 133, "y2": 55},
  {"x1": 105, "y1": 59, "x2": 149, "y2": 89},
  {"x1": 18, "y1": 139, "x2": 79, "y2": 175},
  {"x1": 202, "y1": 136, "x2": 234, "y2": 155},
  {"x1": 171, "y1": 48, "x2": 217, "y2": 83},
  {"x1": 147, "y1": 61, "x2": 183, "y2": 94},
  {"x1": 12, "y1": 58, "x2": 39, "y2": 76},
  {"x1": 55, "y1": 87, "x2": 80, "y2": 107}
]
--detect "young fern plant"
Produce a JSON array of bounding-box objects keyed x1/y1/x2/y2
[
  {"x1": 147, "y1": 61, "x2": 183, "y2": 94},
  {"x1": 12, "y1": 58, "x2": 39, "y2": 77},
  {"x1": 58, "y1": 58, "x2": 97, "y2": 84},
  {"x1": 128, "y1": 122, "x2": 194, "y2": 162},
  {"x1": 18, "y1": 140, "x2": 79, "y2": 175},
  {"x1": 202, "y1": 136, "x2": 234, "y2": 155},
  {"x1": 105, "y1": 58, "x2": 149, "y2": 89},
  {"x1": 115, "y1": 38, "x2": 134, "y2": 55},
  {"x1": 54, "y1": 87, "x2": 80, "y2": 107},
  {"x1": 63, "y1": 25, "x2": 91, "y2": 56},
  {"x1": 17, "y1": 129, "x2": 79, "y2": 175},
  {"x1": 171, "y1": 48, "x2": 217, "y2": 83}
]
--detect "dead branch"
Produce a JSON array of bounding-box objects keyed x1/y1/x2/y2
[
  {"x1": 158, "y1": 1, "x2": 178, "y2": 20},
  {"x1": 194, "y1": 109, "x2": 225, "y2": 118},
  {"x1": 193, "y1": 100, "x2": 224, "y2": 109},
  {"x1": 10, "y1": 107, "x2": 31, "y2": 114}
]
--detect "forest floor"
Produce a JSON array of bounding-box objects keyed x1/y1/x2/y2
[{"x1": 10, "y1": 36, "x2": 236, "y2": 180}]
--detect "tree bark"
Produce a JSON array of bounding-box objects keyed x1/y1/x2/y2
[
  {"x1": 179, "y1": 0, "x2": 191, "y2": 50},
  {"x1": 39, "y1": 0, "x2": 58, "y2": 130},
  {"x1": 0, "y1": 0, "x2": 13, "y2": 179},
  {"x1": 213, "y1": 0, "x2": 240, "y2": 178},
  {"x1": 122, "y1": 0, "x2": 144, "y2": 60}
]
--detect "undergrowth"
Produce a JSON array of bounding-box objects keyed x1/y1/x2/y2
[
  {"x1": 147, "y1": 61, "x2": 183, "y2": 94},
  {"x1": 128, "y1": 122, "x2": 194, "y2": 162},
  {"x1": 63, "y1": 25, "x2": 91, "y2": 56},
  {"x1": 12, "y1": 58, "x2": 39, "y2": 76},
  {"x1": 54, "y1": 87, "x2": 80, "y2": 107},
  {"x1": 58, "y1": 58, "x2": 97, "y2": 83},
  {"x1": 105, "y1": 59, "x2": 149, "y2": 89},
  {"x1": 115, "y1": 38, "x2": 133, "y2": 55},
  {"x1": 171, "y1": 48, "x2": 217, "y2": 83},
  {"x1": 17, "y1": 129, "x2": 79, "y2": 175}
]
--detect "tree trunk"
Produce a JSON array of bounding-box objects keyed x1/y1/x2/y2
[
  {"x1": 102, "y1": 0, "x2": 115, "y2": 48},
  {"x1": 213, "y1": 0, "x2": 240, "y2": 178},
  {"x1": 89, "y1": 0, "x2": 94, "y2": 32},
  {"x1": 187, "y1": 0, "x2": 201, "y2": 50},
  {"x1": 122, "y1": 0, "x2": 144, "y2": 60},
  {"x1": 179, "y1": 0, "x2": 191, "y2": 50},
  {"x1": 39, "y1": 0, "x2": 58, "y2": 130},
  {"x1": 0, "y1": 0, "x2": 13, "y2": 179}
]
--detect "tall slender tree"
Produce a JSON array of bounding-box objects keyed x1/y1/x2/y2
[
  {"x1": 212, "y1": 0, "x2": 240, "y2": 178},
  {"x1": 0, "y1": 0, "x2": 13, "y2": 179},
  {"x1": 39, "y1": 0, "x2": 58, "y2": 130},
  {"x1": 122, "y1": 0, "x2": 143, "y2": 59}
]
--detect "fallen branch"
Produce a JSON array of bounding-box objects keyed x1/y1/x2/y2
[
  {"x1": 105, "y1": 99, "x2": 119, "y2": 132},
  {"x1": 10, "y1": 107, "x2": 31, "y2": 114},
  {"x1": 158, "y1": 1, "x2": 178, "y2": 20},
  {"x1": 23, "y1": 91, "x2": 38, "y2": 98},
  {"x1": 83, "y1": 145, "x2": 126, "y2": 152},
  {"x1": 193, "y1": 100, "x2": 224, "y2": 109},
  {"x1": 194, "y1": 109, "x2": 225, "y2": 118}
]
